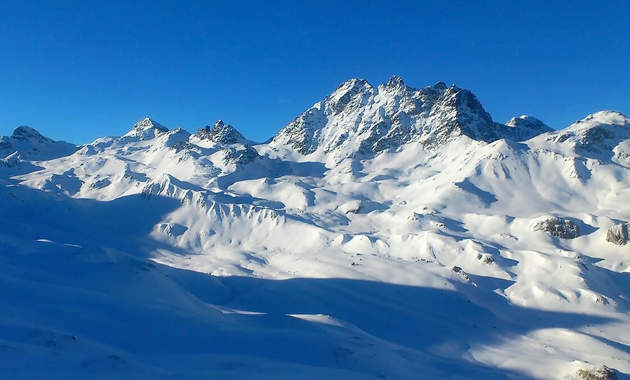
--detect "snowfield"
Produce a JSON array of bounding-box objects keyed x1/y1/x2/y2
[{"x1": 1, "y1": 77, "x2": 629, "y2": 379}]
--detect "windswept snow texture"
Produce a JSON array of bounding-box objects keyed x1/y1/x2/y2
[{"x1": 2, "y1": 78, "x2": 630, "y2": 379}]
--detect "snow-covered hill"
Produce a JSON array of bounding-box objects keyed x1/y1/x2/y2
[{"x1": 1, "y1": 78, "x2": 629, "y2": 379}]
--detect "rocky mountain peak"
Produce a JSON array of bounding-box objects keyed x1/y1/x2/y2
[
  {"x1": 384, "y1": 75, "x2": 405, "y2": 88},
  {"x1": 271, "y1": 77, "x2": 550, "y2": 159},
  {"x1": 416, "y1": 84, "x2": 500, "y2": 144},
  {"x1": 133, "y1": 117, "x2": 168, "y2": 132},
  {"x1": 327, "y1": 78, "x2": 374, "y2": 115},
  {"x1": 195, "y1": 120, "x2": 246, "y2": 145},
  {"x1": 125, "y1": 117, "x2": 169, "y2": 140}
]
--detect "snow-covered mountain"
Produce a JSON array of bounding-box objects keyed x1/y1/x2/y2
[
  {"x1": 1, "y1": 78, "x2": 629, "y2": 380},
  {"x1": 269, "y1": 76, "x2": 553, "y2": 163},
  {"x1": 0, "y1": 126, "x2": 76, "y2": 163}
]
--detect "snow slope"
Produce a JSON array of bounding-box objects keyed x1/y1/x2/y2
[{"x1": 1, "y1": 78, "x2": 630, "y2": 379}]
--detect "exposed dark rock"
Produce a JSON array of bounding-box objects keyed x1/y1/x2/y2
[
  {"x1": 606, "y1": 223, "x2": 629, "y2": 245},
  {"x1": 89, "y1": 178, "x2": 111, "y2": 189},
  {"x1": 577, "y1": 365, "x2": 617, "y2": 380},
  {"x1": 172, "y1": 141, "x2": 199, "y2": 154},
  {"x1": 196, "y1": 120, "x2": 246, "y2": 145},
  {"x1": 451, "y1": 266, "x2": 471, "y2": 282},
  {"x1": 0, "y1": 152, "x2": 21, "y2": 168},
  {"x1": 272, "y1": 77, "x2": 551, "y2": 157},
  {"x1": 223, "y1": 145, "x2": 259, "y2": 165},
  {"x1": 533, "y1": 217, "x2": 580, "y2": 239}
]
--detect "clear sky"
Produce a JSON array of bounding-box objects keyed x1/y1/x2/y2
[{"x1": 0, "y1": 1, "x2": 628, "y2": 143}]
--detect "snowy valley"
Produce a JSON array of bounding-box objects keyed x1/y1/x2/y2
[{"x1": 1, "y1": 77, "x2": 630, "y2": 379}]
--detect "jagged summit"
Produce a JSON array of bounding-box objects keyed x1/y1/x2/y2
[
  {"x1": 270, "y1": 77, "x2": 536, "y2": 159},
  {"x1": 384, "y1": 75, "x2": 405, "y2": 88},
  {"x1": 326, "y1": 78, "x2": 375, "y2": 115},
  {"x1": 133, "y1": 117, "x2": 169, "y2": 131},
  {"x1": 194, "y1": 119, "x2": 247, "y2": 145},
  {"x1": 124, "y1": 117, "x2": 169, "y2": 139}
]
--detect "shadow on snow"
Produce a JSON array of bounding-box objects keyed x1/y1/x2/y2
[{"x1": 0, "y1": 183, "x2": 622, "y2": 379}]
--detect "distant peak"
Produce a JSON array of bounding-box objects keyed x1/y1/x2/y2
[
  {"x1": 195, "y1": 120, "x2": 245, "y2": 144},
  {"x1": 327, "y1": 78, "x2": 374, "y2": 114},
  {"x1": 2, "y1": 125, "x2": 77, "y2": 160},
  {"x1": 433, "y1": 81, "x2": 447, "y2": 90},
  {"x1": 123, "y1": 117, "x2": 169, "y2": 139},
  {"x1": 200, "y1": 119, "x2": 232, "y2": 132},
  {"x1": 272, "y1": 77, "x2": 512, "y2": 155},
  {"x1": 339, "y1": 78, "x2": 371, "y2": 86},
  {"x1": 418, "y1": 81, "x2": 449, "y2": 95},
  {"x1": 331, "y1": 78, "x2": 373, "y2": 95},
  {"x1": 503, "y1": 115, "x2": 552, "y2": 140},
  {"x1": 132, "y1": 117, "x2": 168, "y2": 132},
  {"x1": 11, "y1": 126, "x2": 48, "y2": 141},
  {"x1": 506, "y1": 115, "x2": 548, "y2": 128},
  {"x1": 581, "y1": 110, "x2": 629, "y2": 127},
  {"x1": 385, "y1": 75, "x2": 405, "y2": 88}
]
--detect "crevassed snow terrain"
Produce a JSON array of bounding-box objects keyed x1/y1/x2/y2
[{"x1": 1, "y1": 77, "x2": 629, "y2": 379}]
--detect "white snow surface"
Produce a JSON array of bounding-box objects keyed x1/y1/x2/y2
[{"x1": 1, "y1": 78, "x2": 630, "y2": 379}]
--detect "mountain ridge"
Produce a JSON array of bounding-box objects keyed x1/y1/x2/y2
[
  {"x1": 4, "y1": 77, "x2": 627, "y2": 158},
  {"x1": 269, "y1": 76, "x2": 564, "y2": 161}
]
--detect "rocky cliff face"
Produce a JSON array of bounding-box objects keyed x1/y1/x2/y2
[
  {"x1": 533, "y1": 216, "x2": 580, "y2": 239},
  {"x1": 576, "y1": 365, "x2": 618, "y2": 380},
  {"x1": 270, "y1": 76, "x2": 550, "y2": 159},
  {"x1": 194, "y1": 120, "x2": 248, "y2": 145},
  {"x1": 606, "y1": 223, "x2": 629, "y2": 245}
]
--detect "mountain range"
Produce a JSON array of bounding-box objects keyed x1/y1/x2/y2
[{"x1": 1, "y1": 77, "x2": 629, "y2": 380}]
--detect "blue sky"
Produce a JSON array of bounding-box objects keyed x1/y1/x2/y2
[{"x1": 0, "y1": 0, "x2": 628, "y2": 143}]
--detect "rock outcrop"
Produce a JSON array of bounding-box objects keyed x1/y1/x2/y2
[
  {"x1": 606, "y1": 223, "x2": 629, "y2": 245},
  {"x1": 223, "y1": 145, "x2": 259, "y2": 165},
  {"x1": 533, "y1": 217, "x2": 580, "y2": 239},
  {"x1": 576, "y1": 365, "x2": 617, "y2": 380}
]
